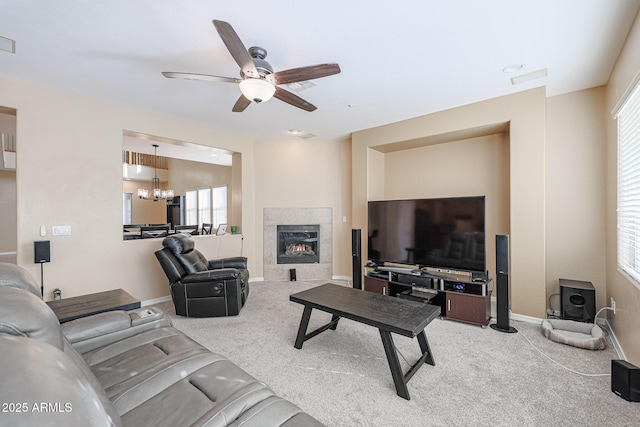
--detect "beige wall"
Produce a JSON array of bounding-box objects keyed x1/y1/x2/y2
[
  {"x1": 0, "y1": 112, "x2": 17, "y2": 253},
  {"x1": 353, "y1": 88, "x2": 547, "y2": 318},
  {"x1": 122, "y1": 180, "x2": 166, "y2": 225},
  {"x1": 0, "y1": 75, "x2": 255, "y2": 302},
  {"x1": 252, "y1": 138, "x2": 352, "y2": 279},
  {"x1": 373, "y1": 133, "x2": 510, "y2": 282},
  {"x1": 167, "y1": 158, "x2": 232, "y2": 196},
  {"x1": 167, "y1": 158, "x2": 234, "y2": 228},
  {"x1": 0, "y1": 170, "x2": 17, "y2": 253},
  {"x1": 545, "y1": 87, "x2": 607, "y2": 312},
  {"x1": 606, "y1": 11, "x2": 640, "y2": 364}
]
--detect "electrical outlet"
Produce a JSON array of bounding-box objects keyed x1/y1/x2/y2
[{"x1": 611, "y1": 297, "x2": 616, "y2": 314}]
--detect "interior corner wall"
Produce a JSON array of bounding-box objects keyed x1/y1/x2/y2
[
  {"x1": 378, "y1": 134, "x2": 510, "y2": 283},
  {"x1": 0, "y1": 170, "x2": 17, "y2": 253},
  {"x1": 353, "y1": 87, "x2": 547, "y2": 318},
  {"x1": 252, "y1": 138, "x2": 352, "y2": 280},
  {"x1": 545, "y1": 87, "x2": 607, "y2": 312},
  {"x1": 0, "y1": 74, "x2": 255, "y2": 302},
  {"x1": 231, "y1": 152, "x2": 243, "y2": 232},
  {"x1": 605, "y1": 10, "x2": 640, "y2": 364}
]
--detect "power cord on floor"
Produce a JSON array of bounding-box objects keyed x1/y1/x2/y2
[
  {"x1": 515, "y1": 307, "x2": 615, "y2": 378},
  {"x1": 395, "y1": 308, "x2": 615, "y2": 376},
  {"x1": 395, "y1": 345, "x2": 412, "y2": 368}
]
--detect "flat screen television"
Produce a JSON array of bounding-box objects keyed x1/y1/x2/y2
[{"x1": 367, "y1": 196, "x2": 486, "y2": 273}]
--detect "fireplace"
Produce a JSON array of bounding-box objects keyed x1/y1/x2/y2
[{"x1": 277, "y1": 225, "x2": 320, "y2": 264}]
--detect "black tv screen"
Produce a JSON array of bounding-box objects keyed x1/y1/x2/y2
[{"x1": 367, "y1": 196, "x2": 486, "y2": 273}]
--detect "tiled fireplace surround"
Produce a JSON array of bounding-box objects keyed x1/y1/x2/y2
[{"x1": 263, "y1": 208, "x2": 332, "y2": 281}]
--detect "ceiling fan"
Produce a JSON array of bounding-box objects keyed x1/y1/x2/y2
[{"x1": 162, "y1": 20, "x2": 341, "y2": 112}]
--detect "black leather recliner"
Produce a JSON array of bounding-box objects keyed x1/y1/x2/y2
[{"x1": 154, "y1": 233, "x2": 249, "y2": 317}]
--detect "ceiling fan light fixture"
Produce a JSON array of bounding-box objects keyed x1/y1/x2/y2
[{"x1": 239, "y1": 78, "x2": 275, "y2": 103}]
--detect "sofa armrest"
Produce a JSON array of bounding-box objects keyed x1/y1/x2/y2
[
  {"x1": 62, "y1": 307, "x2": 172, "y2": 353},
  {"x1": 181, "y1": 268, "x2": 241, "y2": 283},
  {"x1": 208, "y1": 256, "x2": 247, "y2": 270}
]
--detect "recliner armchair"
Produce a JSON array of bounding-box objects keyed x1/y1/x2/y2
[{"x1": 154, "y1": 233, "x2": 249, "y2": 317}]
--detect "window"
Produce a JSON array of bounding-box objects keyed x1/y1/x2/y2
[
  {"x1": 615, "y1": 77, "x2": 640, "y2": 284},
  {"x1": 123, "y1": 193, "x2": 132, "y2": 225},
  {"x1": 185, "y1": 190, "x2": 197, "y2": 225},
  {"x1": 198, "y1": 188, "x2": 212, "y2": 225},
  {"x1": 212, "y1": 186, "x2": 228, "y2": 227},
  {"x1": 185, "y1": 186, "x2": 228, "y2": 228}
]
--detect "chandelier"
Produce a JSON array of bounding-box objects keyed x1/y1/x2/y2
[{"x1": 137, "y1": 144, "x2": 174, "y2": 201}]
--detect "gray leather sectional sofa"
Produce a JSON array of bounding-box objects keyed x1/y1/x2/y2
[{"x1": 0, "y1": 262, "x2": 322, "y2": 427}]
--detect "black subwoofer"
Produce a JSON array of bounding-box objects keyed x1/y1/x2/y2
[
  {"x1": 559, "y1": 278, "x2": 595, "y2": 323},
  {"x1": 611, "y1": 359, "x2": 640, "y2": 402}
]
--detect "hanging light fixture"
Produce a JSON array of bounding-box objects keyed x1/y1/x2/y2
[
  {"x1": 137, "y1": 144, "x2": 174, "y2": 201},
  {"x1": 239, "y1": 78, "x2": 276, "y2": 103}
]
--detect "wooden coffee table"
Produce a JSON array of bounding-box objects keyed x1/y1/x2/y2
[
  {"x1": 289, "y1": 283, "x2": 440, "y2": 400},
  {"x1": 46, "y1": 288, "x2": 140, "y2": 323}
]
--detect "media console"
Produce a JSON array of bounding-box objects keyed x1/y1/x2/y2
[{"x1": 364, "y1": 267, "x2": 492, "y2": 327}]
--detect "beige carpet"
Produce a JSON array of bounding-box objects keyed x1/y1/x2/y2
[{"x1": 153, "y1": 280, "x2": 637, "y2": 427}]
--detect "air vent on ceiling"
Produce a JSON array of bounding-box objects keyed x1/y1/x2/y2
[
  {"x1": 510, "y1": 68, "x2": 548, "y2": 85},
  {"x1": 0, "y1": 36, "x2": 16, "y2": 54},
  {"x1": 296, "y1": 132, "x2": 316, "y2": 139},
  {"x1": 287, "y1": 80, "x2": 317, "y2": 93}
]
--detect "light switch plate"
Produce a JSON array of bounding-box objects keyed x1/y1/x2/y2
[{"x1": 52, "y1": 225, "x2": 71, "y2": 236}]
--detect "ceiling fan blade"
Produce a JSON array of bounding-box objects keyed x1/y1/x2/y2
[
  {"x1": 271, "y1": 63, "x2": 341, "y2": 85},
  {"x1": 212, "y1": 20, "x2": 259, "y2": 78},
  {"x1": 162, "y1": 72, "x2": 240, "y2": 84},
  {"x1": 232, "y1": 95, "x2": 252, "y2": 112},
  {"x1": 273, "y1": 87, "x2": 317, "y2": 112}
]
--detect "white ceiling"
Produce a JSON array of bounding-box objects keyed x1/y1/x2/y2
[{"x1": 2, "y1": 1, "x2": 639, "y2": 143}]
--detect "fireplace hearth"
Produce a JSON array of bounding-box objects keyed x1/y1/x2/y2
[{"x1": 277, "y1": 225, "x2": 320, "y2": 264}]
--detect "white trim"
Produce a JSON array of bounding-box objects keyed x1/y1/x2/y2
[
  {"x1": 0, "y1": 251, "x2": 17, "y2": 256},
  {"x1": 332, "y1": 275, "x2": 352, "y2": 281},
  {"x1": 141, "y1": 295, "x2": 172, "y2": 306},
  {"x1": 611, "y1": 69, "x2": 640, "y2": 117},
  {"x1": 599, "y1": 318, "x2": 625, "y2": 359},
  {"x1": 249, "y1": 277, "x2": 265, "y2": 282},
  {"x1": 510, "y1": 312, "x2": 542, "y2": 324}
]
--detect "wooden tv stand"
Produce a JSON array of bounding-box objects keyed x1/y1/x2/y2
[{"x1": 364, "y1": 269, "x2": 492, "y2": 327}]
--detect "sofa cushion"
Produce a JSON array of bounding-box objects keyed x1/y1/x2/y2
[
  {"x1": 118, "y1": 359, "x2": 276, "y2": 427},
  {"x1": 179, "y1": 250, "x2": 210, "y2": 273},
  {"x1": 162, "y1": 232, "x2": 195, "y2": 254},
  {"x1": 0, "y1": 334, "x2": 122, "y2": 427},
  {"x1": 82, "y1": 327, "x2": 213, "y2": 391},
  {"x1": 0, "y1": 261, "x2": 42, "y2": 297},
  {"x1": 162, "y1": 234, "x2": 211, "y2": 273},
  {"x1": 0, "y1": 286, "x2": 64, "y2": 350}
]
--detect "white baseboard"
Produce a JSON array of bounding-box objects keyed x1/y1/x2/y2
[
  {"x1": 249, "y1": 277, "x2": 265, "y2": 282},
  {"x1": 598, "y1": 318, "x2": 625, "y2": 359},
  {"x1": 332, "y1": 275, "x2": 351, "y2": 282},
  {"x1": 141, "y1": 295, "x2": 172, "y2": 306},
  {"x1": 510, "y1": 312, "x2": 543, "y2": 324}
]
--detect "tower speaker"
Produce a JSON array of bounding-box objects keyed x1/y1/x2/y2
[
  {"x1": 34, "y1": 240, "x2": 51, "y2": 263},
  {"x1": 352, "y1": 229, "x2": 362, "y2": 289},
  {"x1": 490, "y1": 235, "x2": 516, "y2": 333},
  {"x1": 559, "y1": 279, "x2": 595, "y2": 323},
  {"x1": 611, "y1": 359, "x2": 640, "y2": 402}
]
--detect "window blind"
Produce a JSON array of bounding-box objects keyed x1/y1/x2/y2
[{"x1": 617, "y1": 80, "x2": 640, "y2": 283}]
